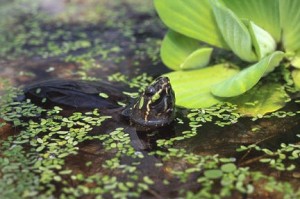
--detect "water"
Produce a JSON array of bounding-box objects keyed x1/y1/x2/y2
[{"x1": 1, "y1": 0, "x2": 300, "y2": 198}]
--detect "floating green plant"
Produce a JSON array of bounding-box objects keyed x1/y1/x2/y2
[
  {"x1": 237, "y1": 135, "x2": 300, "y2": 171},
  {"x1": 1, "y1": 86, "x2": 300, "y2": 198},
  {"x1": 155, "y1": 0, "x2": 300, "y2": 116},
  {"x1": 1, "y1": 1, "x2": 300, "y2": 198}
]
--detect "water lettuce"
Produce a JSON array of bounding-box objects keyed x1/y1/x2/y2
[{"x1": 155, "y1": 0, "x2": 300, "y2": 115}]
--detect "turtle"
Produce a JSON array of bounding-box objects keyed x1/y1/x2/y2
[{"x1": 21, "y1": 76, "x2": 176, "y2": 131}]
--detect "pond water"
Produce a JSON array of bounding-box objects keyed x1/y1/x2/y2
[{"x1": 1, "y1": 0, "x2": 300, "y2": 198}]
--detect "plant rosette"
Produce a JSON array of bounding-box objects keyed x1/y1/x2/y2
[{"x1": 155, "y1": 0, "x2": 300, "y2": 116}]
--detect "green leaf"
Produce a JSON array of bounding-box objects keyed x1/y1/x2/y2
[
  {"x1": 211, "y1": 51, "x2": 284, "y2": 97},
  {"x1": 154, "y1": 0, "x2": 228, "y2": 48},
  {"x1": 228, "y1": 82, "x2": 290, "y2": 116},
  {"x1": 280, "y1": 0, "x2": 300, "y2": 52},
  {"x1": 181, "y1": 48, "x2": 213, "y2": 70},
  {"x1": 36, "y1": 145, "x2": 45, "y2": 152},
  {"x1": 161, "y1": 30, "x2": 199, "y2": 70},
  {"x1": 211, "y1": 0, "x2": 257, "y2": 62},
  {"x1": 222, "y1": 0, "x2": 281, "y2": 42},
  {"x1": 260, "y1": 158, "x2": 271, "y2": 163},
  {"x1": 246, "y1": 21, "x2": 276, "y2": 60},
  {"x1": 292, "y1": 69, "x2": 300, "y2": 90},
  {"x1": 143, "y1": 176, "x2": 154, "y2": 185},
  {"x1": 165, "y1": 64, "x2": 239, "y2": 108},
  {"x1": 291, "y1": 51, "x2": 300, "y2": 68},
  {"x1": 221, "y1": 163, "x2": 237, "y2": 173},
  {"x1": 204, "y1": 169, "x2": 223, "y2": 179},
  {"x1": 161, "y1": 30, "x2": 212, "y2": 70}
]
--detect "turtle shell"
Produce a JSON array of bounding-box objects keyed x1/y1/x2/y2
[{"x1": 23, "y1": 79, "x2": 127, "y2": 109}]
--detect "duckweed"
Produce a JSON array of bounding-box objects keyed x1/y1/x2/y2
[
  {"x1": 237, "y1": 136, "x2": 300, "y2": 171},
  {"x1": 1, "y1": 89, "x2": 300, "y2": 198},
  {"x1": 156, "y1": 103, "x2": 241, "y2": 148},
  {"x1": 109, "y1": 73, "x2": 153, "y2": 92},
  {"x1": 1, "y1": 0, "x2": 300, "y2": 198},
  {"x1": 99, "y1": 92, "x2": 109, "y2": 99}
]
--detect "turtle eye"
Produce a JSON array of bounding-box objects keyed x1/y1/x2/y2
[{"x1": 145, "y1": 86, "x2": 156, "y2": 96}]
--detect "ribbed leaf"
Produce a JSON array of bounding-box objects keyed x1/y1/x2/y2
[
  {"x1": 165, "y1": 64, "x2": 239, "y2": 108},
  {"x1": 154, "y1": 0, "x2": 228, "y2": 48},
  {"x1": 291, "y1": 52, "x2": 300, "y2": 68},
  {"x1": 222, "y1": 0, "x2": 281, "y2": 42},
  {"x1": 211, "y1": 51, "x2": 284, "y2": 97},
  {"x1": 247, "y1": 21, "x2": 276, "y2": 60},
  {"x1": 211, "y1": 0, "x2": 257, "y2": 62},
  {"x1": 181, "y1": 48, "x2": 213, "y2": 70},
  {"x1": 229, "y1": 82, "x2": 289, "y2": 116},
  {"x1": 280, "y1": 0, "x2": 300, "y2": 52},
  {"x1": 292, "y1": 69, "x2": 300, "y2": 90},
  {"x1": 161, "y1": 30, "x2": 212, "y2": 70}
]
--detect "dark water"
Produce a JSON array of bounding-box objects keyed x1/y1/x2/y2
[{"x1": 1, "y1": 1, "x2": 300, "y2": 198}]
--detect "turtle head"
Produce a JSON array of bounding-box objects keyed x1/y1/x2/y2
[{"x1": 125, "y1": 76, "x2": 175, "y2": 130}]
